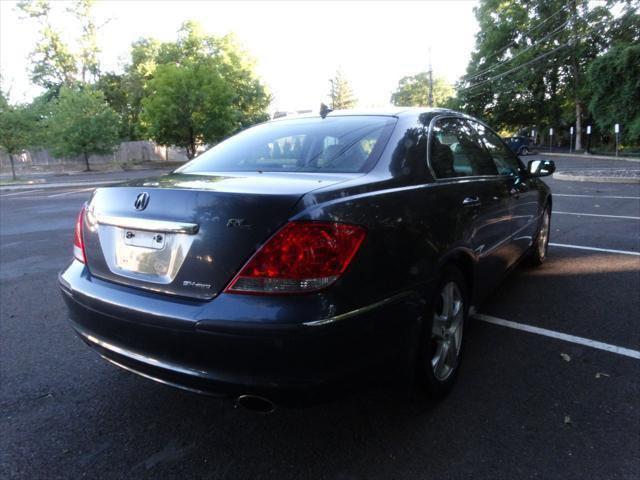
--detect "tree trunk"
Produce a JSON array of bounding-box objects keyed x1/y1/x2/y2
[
  {"x1": 83, "y1": 152, "x2": 91, "y2": 171},
  {"x1": 188, "y1": 127, "x2": 196, "y2": 159},
  {"x1": 575, "y1": 102, "x2": 583, "y2": 151},
  {"x1": 9, "y1": 153, "x2": 17, "y2": 181}
]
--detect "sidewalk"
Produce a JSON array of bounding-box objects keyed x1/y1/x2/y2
[{"x1": 0, "y1": 168, "x2": 173, "y2": 192}]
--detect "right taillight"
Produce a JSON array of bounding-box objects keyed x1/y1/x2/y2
[
  {"x1": 225, "y1": 221, "x2": 367, "y2": 295},
  {"x1": 73, "y1": 204, "x2": 86, "y2": 263}
]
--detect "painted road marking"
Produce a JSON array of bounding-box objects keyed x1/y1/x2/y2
[
  {"x1": 554, "y1": 211, "x2": 640, "y2": 220},
  {"x1": 554, "y1": 194, "x2": 640, "y2": 200},
  {"x1": 549, "y1": 242, "x2": 640, "y2": 256},
  {"x1": 474, "y1": 314, "x2": 640, "y2": 360},
  {"x1": 0, "y1": 189, "x2": 44, "y2": 198},
  {"x1": 47, "y1": 188, "x2": 94, "y2": 198}
]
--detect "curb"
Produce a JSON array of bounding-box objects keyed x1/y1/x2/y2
[
  {"x1": 540, "y1": 152, "x2": 640, "y2": 162},
  {"x1": 0, "y1": 180, "x2": 122, "y2": 192},
  {"x1": 553, "y1": 172, "x2": 640, "y2": 184}
]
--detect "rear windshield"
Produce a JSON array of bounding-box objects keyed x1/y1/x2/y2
[{"x1": 177, "y1": 116, "x2": 397, "y2": 174}]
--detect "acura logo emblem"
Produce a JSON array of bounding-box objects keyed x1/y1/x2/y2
[{"x1": 134, "y1": 192, "x2": 150, "y2": 211}]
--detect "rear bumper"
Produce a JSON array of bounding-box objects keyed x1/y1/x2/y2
[{"x1": 59, "y1": 261, "x2": 421, "y2": 401}]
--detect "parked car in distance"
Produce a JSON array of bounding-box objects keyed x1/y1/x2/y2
[
  {"x1": 59, "y1": 108, "x2": 555, "y2": 412},
  {"x1": 504, "y1": 136, "x2": 532, "y2": 155}
]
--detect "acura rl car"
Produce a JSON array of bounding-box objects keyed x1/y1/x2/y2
[{"x1": 59, "y1": 108, "x2": 555, "y2": 412}]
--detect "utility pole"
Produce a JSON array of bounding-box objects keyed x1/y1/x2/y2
[
  {"x1": 571, "y1": 0, "x2": 583, "y2": 151},
  {"x1": 428, "y1": 47, "x2": 434, "y2": 107}
]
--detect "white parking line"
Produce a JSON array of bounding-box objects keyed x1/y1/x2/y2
[
  {"x1": 0, "y1": 189, "x2": 44, "y2": 198},
  {"x1": 474, "y1": 314, "x2": 640, "y2": 360},
  {"x1": 549, "y1": 243, "x2": 640, "y2": 256},
  {"x1": 47, "y1": 188, "x2": 94, "y2": 198},
  {"x1": 554, "y1": 211, "x2": 640, "y2": 220},
  {"x1": 554, "y1": 194, "x2": 640, "y2": 200}
]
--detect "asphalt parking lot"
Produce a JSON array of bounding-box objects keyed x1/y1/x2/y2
[{"x1": 1, "y1": 154, "x2": 639, "y2": 479}]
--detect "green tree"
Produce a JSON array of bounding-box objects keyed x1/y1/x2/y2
[
  {"x1": 18, "y1": 0, "x2": 103, "y2": 93},
  {"x1": 96, "y1": 38, "x2": 162, "y2": 140},
  {"x1": 46, "y1": 87, "x2": 120, "y2": 170},
  {"x1": 585, "y1": 44, "x2": 640, "y2": 144},
  {"x1": 140, "y1": 61, "x2": 235, "y2": 159},
  {"x1": 71, "y1": 0, "x2": 100, "y2": 83},
  {"x1": 453, "y1": 0, "x2": 625, "y2": 147},
  {"x1": 329, "y1": 69, "x2": 357, "y2": 110},
  {"x1": 18, "y1": 0, "x2": 77, "y2": 91},
  {"x1": 98, "y1": 21, "x2": 270, "y2": 141},
  {"x1": 0, "y1": 93, "x2": 38, "y2": 180},
  {"x1": 391, "y1": 73, "x2": 454, "y2": 107}
]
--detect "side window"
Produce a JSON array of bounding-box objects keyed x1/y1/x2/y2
[
  {"x1": 429, "y1": 118, "x2": 497, "y2": 179},
  {"x1": 471, "y1": 121, "x2": 522, "y2": 176}
]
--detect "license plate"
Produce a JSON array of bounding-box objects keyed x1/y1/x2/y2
[{"x1": 122, "y1": 229, "x2": 166, "y2": 250}]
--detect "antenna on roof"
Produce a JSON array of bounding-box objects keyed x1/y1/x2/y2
[{"x1": 320, "y1": 103, "x2": 333, "y2": 119}]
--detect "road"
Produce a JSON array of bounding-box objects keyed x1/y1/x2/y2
[{"x1": 1, "y1": 155, "x2": 639, "y2": 479}]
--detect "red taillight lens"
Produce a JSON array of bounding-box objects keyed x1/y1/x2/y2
[
  {"x1": 225, "y1": 221, "x2": 366, "y2": 294},
  {"x1": 73, "y1": 205, "x2": 86, "y2": 263}
]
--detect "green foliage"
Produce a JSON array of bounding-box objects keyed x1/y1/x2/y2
[
  {"x1": 97, "y1": 21, "x2": 270, "y2": 141},
  {"x1": 71, "y1": 0, "x2": 100, "y2": 83},
  {"x1": 0, "y1": 92, "x2": 40, "y2": 178},
  {"x1": 329, "y1": 69, "x2": 357, "y2": 110},
  {"x1": 586, "y1": 44, "x2": 640, "y2": 143},
  {"x1": 391, "y1": 73, "x2": 454, "y2": 107},
  {"x1": 45, "y1": 87, "x2": 120, "y2": 169},
  {"x1": 18, "y1": 0, "x2": 102, "y2": 92},
  {"x1": 140, "y1": 61, "x2": 235, "y2": 159},
  {"x1": 18, "y1": 0, "x2": 77, "y2": 90},
  {"x1": 453, "y1": 0, "x2": 629, "y2": 139}
]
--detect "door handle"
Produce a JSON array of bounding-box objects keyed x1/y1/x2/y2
[{"x1": 462, "y1": 196, "x2": 481, "y2": 207}]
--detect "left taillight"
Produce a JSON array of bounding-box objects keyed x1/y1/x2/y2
[{"x1": 73, "y1": 204, "x2": 86, "y2": 263}]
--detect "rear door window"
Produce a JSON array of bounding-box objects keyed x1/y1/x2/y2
[
  {"x1": 471, "y1": 121, "x2": 523, "y2": 176},
  {"x1": 429, "y1": 118, "x2": 497, "y2": 178}
]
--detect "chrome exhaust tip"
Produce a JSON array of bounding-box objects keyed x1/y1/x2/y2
[{"x1": 235, "y1": 394, "x2": 276, "y2": 414}]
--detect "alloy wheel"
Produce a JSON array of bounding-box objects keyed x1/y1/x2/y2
[
  {"x1": 430, "y1": 281, "x2": 464, "y2": 381},
  {"x1": 538, "y1": 209, "x2": 550, "y2": 260}
]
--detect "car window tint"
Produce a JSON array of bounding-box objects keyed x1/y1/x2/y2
[
  {"x1": 178, "y1": 116, "x2": 396, "y2": 174},
  {"x1": 430, "y1": 118, "x2": 497, "y2": 178},
  {"x1": 471, "y1": 121, "x2": 522, "y2": 176}
]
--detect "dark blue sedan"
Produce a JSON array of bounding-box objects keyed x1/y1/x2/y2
[
  {"x1": 504, "y1": 136, "x2": 532, "y2": 155},
  {"x1": 59, "y1": 108, "x2": 555, "y2": 412}
]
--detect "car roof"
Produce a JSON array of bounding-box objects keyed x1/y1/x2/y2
[{"x1": 267, "y1": 107, "x2": 465, "y2": 123}]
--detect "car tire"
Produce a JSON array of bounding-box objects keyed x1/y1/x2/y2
[
  {"x1": 520, "y1": 147, "x2": 529, "y2": 155},
  {"x1": 415, "y1": 265, "x2": 468, "y2": 398},
  {"x1": 528, "y1": 206, "x2": 551, "y2": 266}
]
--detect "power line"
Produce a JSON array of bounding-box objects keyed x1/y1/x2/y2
[
  {"x1": 458, "y1": 22, "x2": 601, "y2": 96},
  {"x1": 463, "y1": 18, "x2": 570, "y2": 84},
  {"x1": 461, "y1": 56, "x2": 564, "y2": 103},
  {"x1": 459, "y1": 43, "x2": 571, "y2": 94},
  {"x1": 462, "y1": 3, "x2": 571, "y2": 80}
]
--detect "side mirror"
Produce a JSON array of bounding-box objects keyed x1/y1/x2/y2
[{"x1": 527, "y1": 159, "x2": 555, "y2": 177}]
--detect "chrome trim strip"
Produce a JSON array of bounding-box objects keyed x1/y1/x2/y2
[
  {"x1": 100, "y1": 355, "x2": 224, "y2": 397},
  {"x1": 77, "y1": 326, "x2": 211, "y2": 379},
  {"x1": 95, "y1": 214, "x2": 199, "y2": 234},
  {"x1": 478, "y1": 213, "x2": 542, "y2": 258},
  {"x1": 303, "y1": 291, "x2": 413, "y2": 327}
]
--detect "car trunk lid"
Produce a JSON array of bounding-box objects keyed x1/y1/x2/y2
[{"x1": 82, "y1": 172, "x2": 355, "y2": 299}]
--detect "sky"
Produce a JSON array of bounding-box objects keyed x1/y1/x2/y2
[{"x1": 0, "y1": 0, "x2": 480, "y2": 111}]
